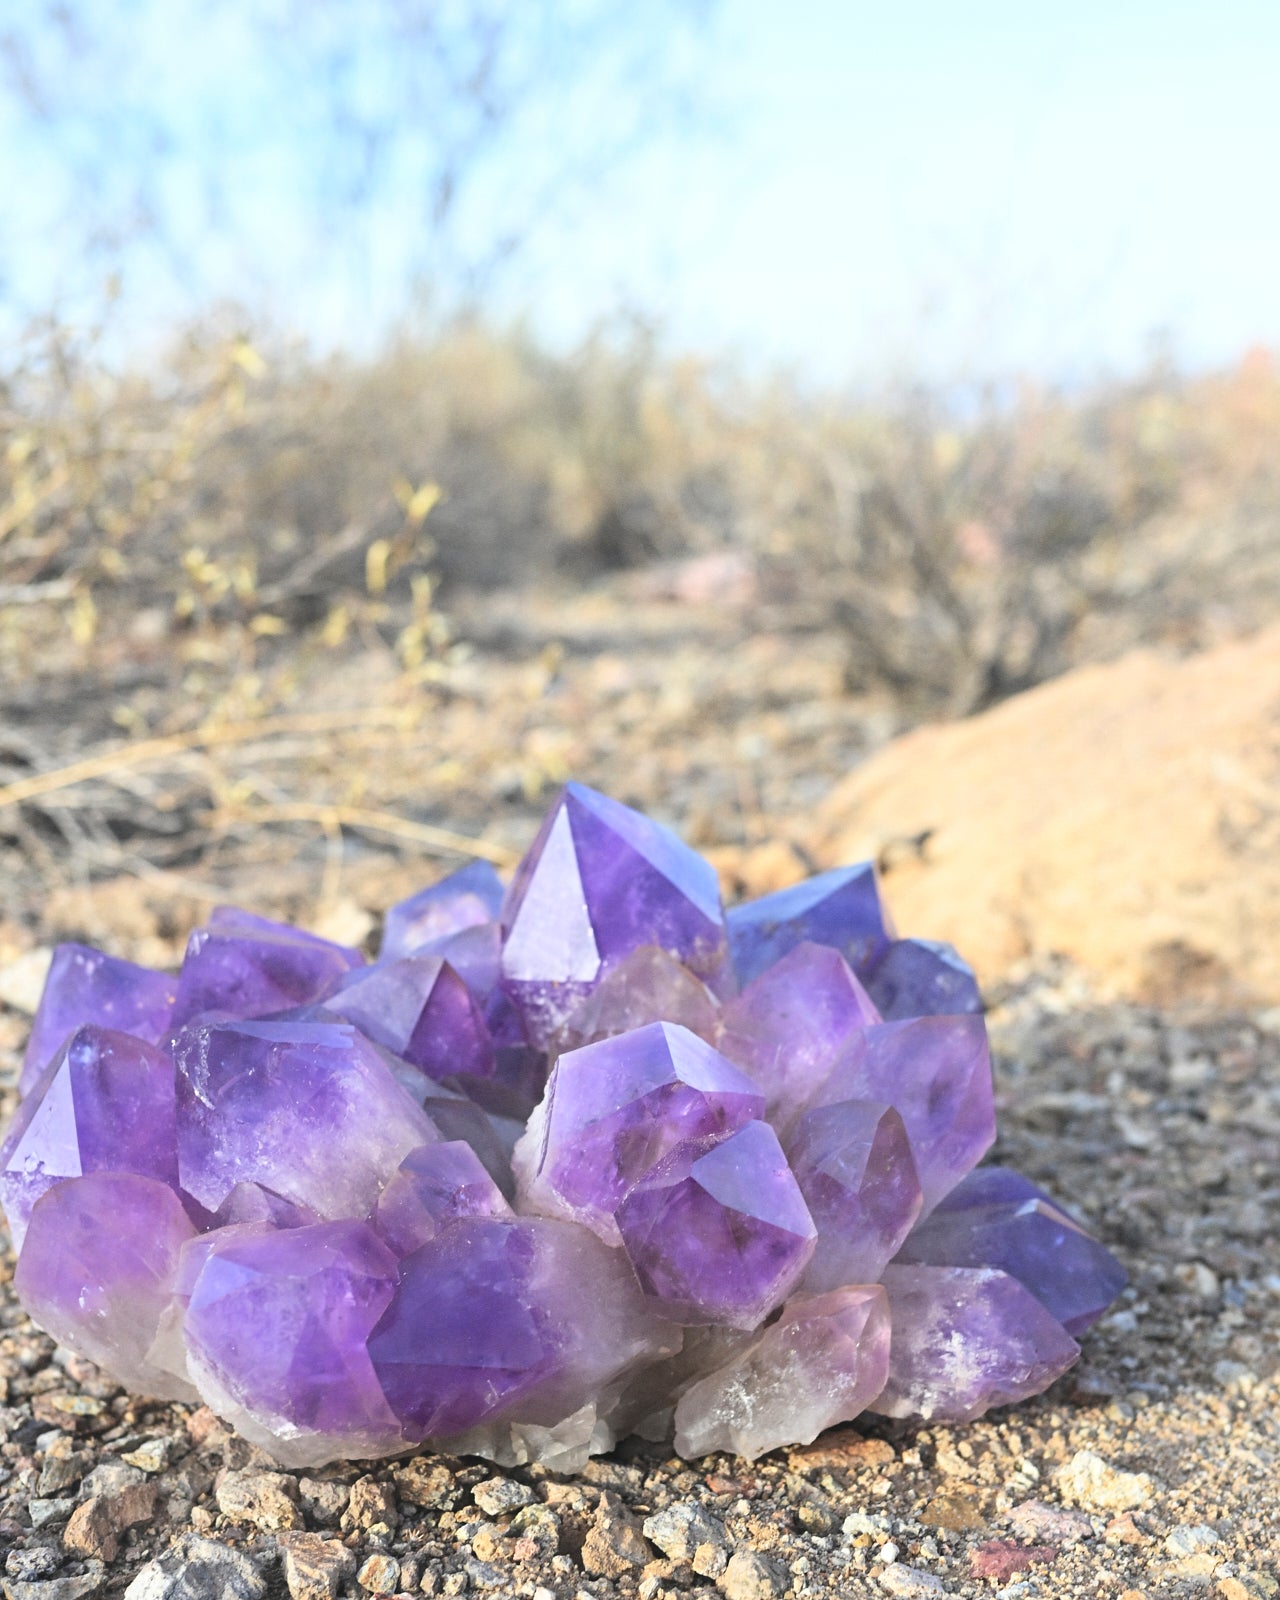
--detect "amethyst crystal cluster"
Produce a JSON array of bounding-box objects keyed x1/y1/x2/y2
[{"x1": 1, "y1": 783, "x2": 1124, "y2": 1467}]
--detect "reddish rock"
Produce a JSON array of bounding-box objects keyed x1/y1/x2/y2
[{"x1": 970, "y1": 1541, "x2": 1057, "y2": 1583}]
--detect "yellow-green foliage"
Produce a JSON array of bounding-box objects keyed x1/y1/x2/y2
[{"x1": 3, "y1": 318, "x2": 1279, "y2": 717}]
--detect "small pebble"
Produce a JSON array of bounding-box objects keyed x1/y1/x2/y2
[
  {"x1": 876, "y1": 1566, "x2": 945, "y2": 1597},
  {"x1": 124, "y1": 1537, "x2": 266, "y2": 1600},
  {"x1": 464, "y1": 1562, "x2": 509, "y2": 1592},
  {"x1": 1165, "y1": 1523, "x2": 1219, "y2": 1557},
  {"x1": 471, "y1": 1478, "x2": 535, "y2": 1517},
  {"x1": 27, "y1": 1500, "x2": 76, "y2": 1530},
  {"x1": 718, "y1": 1548, "x2": 784, "y2": 1600},
  {"x1": 342, "y1": 1476, "x2": 398, "y2": 1537},
  {"x1": 215, "y1": 1470, "x2": 303, "y2": 1533},
  {"x1": 5, "y1": 1550, "x2": 62, "y2": 1583},
  {"x1": 1054, "y1": 1449, "x2": 1155, "y2": 1512},
  {"x1": 120, "y1": 1439, "x2": 175, "y2": 1475},
  {"x1": 356, "y1": 1556, "x2": 399, "y2": 1596}
]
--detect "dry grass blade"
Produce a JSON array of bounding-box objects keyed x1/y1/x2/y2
[
  {"x1": 213, "y1": 800, "x2": 518, "y2": 867},
  {"x1": 0, "y1": 709, "x2": 414, "y2": 812}
]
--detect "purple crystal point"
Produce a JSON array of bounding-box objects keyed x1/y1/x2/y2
[
  {"x1": 818, "y1": 1014, "x2": 995, "y2": 1214},
  {"x1": 717, "y1": 942, "x2": 880, "y2": 1123},
  {"x1": 20, "y1": 943, "x2": 176, "y2": 1096},
  {"x1": 615, "y1": 1121, "x2": 816, "y2": 1329},
  {"x1": 673, "y1": 1284, "x2": 891, "y2": 1459},
  {"x1": 170, "y1": 919, "x2": 361, "y2": 1032},
  {"x1": 512, "y1": 1021, "x2": 764, "y2": 1242},
  {"x1": 864, "y1": 937, "x2": 983, "y2": 1020},
  {"x1": 324, "y1": 957, "x2": 495, "y2": 1081},
  {"x1": 15, "y1": 1172, "x2": 197, "y2": 1400},
  {"x1": 374, "y1": 1141, "x2": 513, "y2": 1256},
  {"x1": 559, "y1": 946, "x2": 720, "y2": 1052},
  {"x1": 368, "y1": 1215, "x2": 675, "y2": 1442},
  {"x1": 726, "y1": 863, "x2": 895, "y2": 988},
  {"x1": 182, "y1": 1220, "x2": 404, "y2": 1465},
  {"x1": 501, "y1": 783, "x2": 729, "y2": 1046},
  {"x1": 174, "y1": 1019, "x2": 438, "y2": 1217},
  {"x1": 382, "y1": 861, "x2": 505, "y2": 959},
  {"x1": 787, "y1": 1100, "x2": 923, "y2": 1291},
  {"x1": 894, "y1": 1166, "x2": 1126, "y2": 1335},
  {"x1": 873, "y1": 1264, "x2": 1080, "y2": 1422},
  {"x1": 1, "y1": 1024, "x2": 178, "y2": 1252}
]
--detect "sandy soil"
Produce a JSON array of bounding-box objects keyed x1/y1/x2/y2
[
  {"x1": 0, "y1": 963, "x2": 1276, "y2": 1600},
  {"x1": 0, "y1": 581, "x2": 1276, "y2": 1599}
]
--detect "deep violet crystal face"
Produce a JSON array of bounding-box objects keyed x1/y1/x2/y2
[{"x1": 1, "y1": 781, "x2": 1125, "y2": 1468}]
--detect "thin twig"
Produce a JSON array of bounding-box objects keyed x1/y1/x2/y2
[
  {"x1": 0, "y1": 709, "x2": 413, "y2": 812},
  {"x1": 317, "y1": 807, "x2": 345, "y2": 914},
  {"x1": 213, "y1": 801, "x2": 518, "y2": 867}
]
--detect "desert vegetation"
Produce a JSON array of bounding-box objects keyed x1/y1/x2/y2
[
  {"x1": 4, "y1": 318, "x2": 1279, "y2": 701},
  {"x1": 2, "y1": 313, "x2": 1279, "y2": 943}
]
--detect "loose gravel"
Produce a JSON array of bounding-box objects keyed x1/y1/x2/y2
[{"x1": 0, "y1": 964, "x2": 1277, "y2": 1599}]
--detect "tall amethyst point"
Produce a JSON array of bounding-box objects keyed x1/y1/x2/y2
[
  {"x1": 895, "y1": 1166, "x2": 1127, "y2": 1335},
  {"x1": 381, "y1": 861, "x2": 505, "y2": 960},
  {"x1": 615, "y1": 1121, "x2": 816, "y2": 1329},
  {"x1": 864, "y1": 938, "x2": 983, "y2": 1021},
  {"x1": 559, "y1": 946, "x2": 720, "y2": 1052},
  {"x1": 1, "y1": 1025, "x2": 178, "y2": 1252},
  {"x1": 717, "y1": 942, "x2": 881, "y2": 1124},
  {"x1": 873, "y1": 1264, "x2": 1080, "y2": 1422},
  {"x1": 324, "y1": 957, "x2": 495, "y2": 1081},
  {"x1": 174, "y1": 1019, "x2": 438, "y2": 1217},
  {"x1": 182, "y1": 1220, "x2": 404, "y2": 1466},
  {"x1": 15, "y1": 1172, "x2": 197, "y2": 1401},
  {"x1": 512, "y1": 1021, "x2": 764, "y2": 1243},
  {"x1": 787, "y1": 1100, "x2": 923, "y2": 1291},
  {"x1": 726, "y1": 863, "x2": 895, "y2": 988},
  {"x1": 368, "y1": 1216, "x2": 675, "y2": 1441},
  {"x1": 20, "y1": 944, "x2": 176, "y2": 1097},
  {"x1": 501, "y1": 783, "x2": 729, "y2": 1047},
  {"x1": 672, "y1": 1285, "x2": 891, "y2": 1460},
  {"x1": 818, "y1": 1014, "x2": 995, "y2": 1214},
  {"x1": 374, "y1": 1141, "x2": 513, "y2": 1256},
  {"x1": 171, "y1": 924, "x2": 361, "y2": 1032},
  {"x1": 565, "y1": 783, "x2": 726, "y2": 962}
]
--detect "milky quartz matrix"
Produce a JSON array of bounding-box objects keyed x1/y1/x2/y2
[{"x1": 2, "y1": 781, "x2": 1125, "y2": 1467}]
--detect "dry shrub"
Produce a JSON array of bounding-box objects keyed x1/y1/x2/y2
[
  {"x1": 2, "y1": 317, "x2": 1279, "y2": 724},
  {"x1": 2, "y1": 316, "x2": 1279, "y2": 942}
]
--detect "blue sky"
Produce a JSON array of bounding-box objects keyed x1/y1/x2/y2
[{"x1": 3, "y1": 0, "x2": 1278, "y2": 385}]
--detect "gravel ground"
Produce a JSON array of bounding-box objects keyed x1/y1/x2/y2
[{"x1": 0, "y1": 965, "x2": 1277, "y2": 1600}]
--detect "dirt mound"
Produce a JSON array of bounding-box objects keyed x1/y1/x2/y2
[{"x1": 813, "y1": 623, "x2": 1280, "y2": 1005}]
